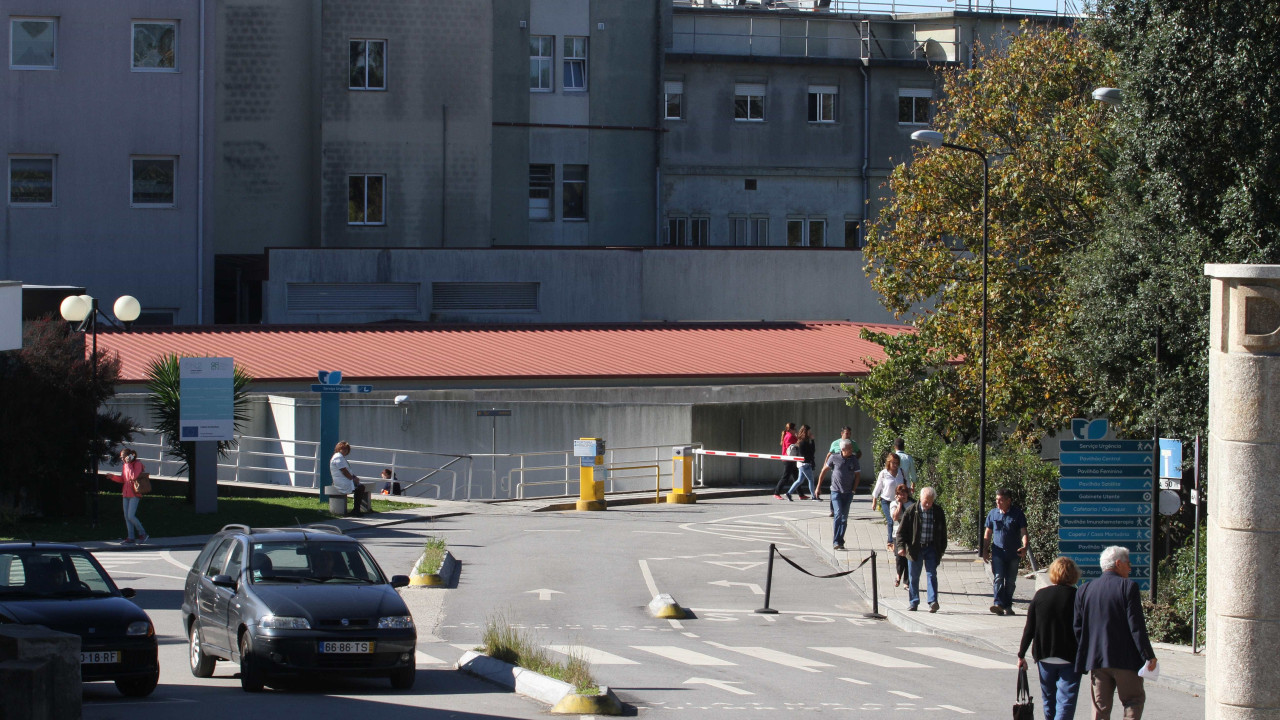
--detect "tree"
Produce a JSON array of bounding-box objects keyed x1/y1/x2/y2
[
  {"x1": 852, "y1": 27, "x2": 1114, "y2": 442},
  {"x1": 145, "y1": 353, "x2": 254, "y2": 503}
]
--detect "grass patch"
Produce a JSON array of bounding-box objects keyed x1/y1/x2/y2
[
  {"x1": 1, "y1": 494, "x2": 421, "y2": 543},
  {"x1": 416, "y1": 536, "x2": 448, "y2": 575},
  {"x1": 481, "y1": 613, "x2": 597, "y2": 695}
]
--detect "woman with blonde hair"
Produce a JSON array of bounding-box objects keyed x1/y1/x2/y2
[{"x1": 1017, "y1": 556, "x2": 1083, "y2": 720}]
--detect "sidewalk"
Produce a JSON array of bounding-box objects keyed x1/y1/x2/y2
[{"x1": 786, "y1": 500, "x2": 1206, "y2": 696}]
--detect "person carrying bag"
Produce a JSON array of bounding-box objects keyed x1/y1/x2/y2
[{"x1": 1013, "y1": 663, "x2": 1034, "y2": 720}]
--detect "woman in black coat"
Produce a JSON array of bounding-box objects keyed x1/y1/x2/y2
[{"x1": 1017, "y1": 557, "x2": 1083, "y2": 720}]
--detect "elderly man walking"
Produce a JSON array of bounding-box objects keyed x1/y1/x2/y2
[
  {"x1": 816, "y1": 439, "x2": 860, "y2": 551},
  {"x1": 895, "y1": 486, "x2": 947, "y2": 613},
  {"x1": 1074, "y1": 546, "x2": 1158, "y2": 719}
]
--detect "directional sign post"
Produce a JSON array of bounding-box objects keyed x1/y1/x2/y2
[{"x1": 308, "y1": 371, "x2": 374, "y2": 502}]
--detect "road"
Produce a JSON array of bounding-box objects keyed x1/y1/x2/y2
[{"x1": 82, "y1": 497, "x2": 1207, "y2": 718}]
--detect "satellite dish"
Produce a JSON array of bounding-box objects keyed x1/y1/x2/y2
[{"x1": 1158, "y1": 490, "x2": 1181, "y2": 516}]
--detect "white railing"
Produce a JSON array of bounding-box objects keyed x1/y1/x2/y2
[{"x1": 673, "y1": 0, "x2": 1082, "y2": 17}]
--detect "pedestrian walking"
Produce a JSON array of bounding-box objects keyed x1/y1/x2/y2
[
  {"x1": 888, "y1": 483, "x2": 913, "y2": 587},
  {"x1": 895, "y1": 486, "x2": 947, "y2": 612},
  {"x1": 871, "y1": 451, "x2": 907, "y2": 544},
  {"x1": 329, "y1": 441, "x2": 370, "y2": 517},
  {"x1": 818, "y1": 427, "x2": 861, "y2": 499},
  {"x1": 1074, "y1": 546, "x2": 1158, "y2": 720},
  {"x1": 1018, "y1": 557, "x2": 1083, "y2": 720},
  {"x1": 894, "y1": 437, "x2": 916, "y2": 489},
  {"x1": 815, "y1": 439, "x2": 860, "y2": 550},
  {"x1": 773, "y1": 422, "x2": 799, "y2": 499},
  {"x1": 983, "y1": 487, "x2": 1030, "y2": 615},
  {"x1": 785, "y1": 425, "x2": 816, "y2": 501},
  {"x1": 109, "y1": 447, "x2": 148, "y2": 545}
]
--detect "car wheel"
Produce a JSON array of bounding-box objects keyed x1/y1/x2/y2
[
  {"x1": 115, "y1": 672, "x2": 159, "y2": 697},
  {"x1": 189, "y1": 622, "x2": 217, "y2": 678},
  {"x1": 389, "y1": 665, "x2": 416, "y2": 690},
  {"x1": 238, "y1": 632, "x2": 265, "y2": 693}
]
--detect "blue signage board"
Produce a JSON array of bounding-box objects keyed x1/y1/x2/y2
[
  {"x1": 1059, "y1": 490, "x2": 1153, "y2": 503},
  {"x1": 1059, "y1": 540, "x2": 1152, "y2": 554},
  {"x1": 1060, "y1": 503, "x2": 1152, "y2": 516},
  {"x1": 1059, "y1": 515, "x2": 1152, "y2": 529},
  {"x1": 1079, "y1": 564, "x2": 1150, "y2": 578},
  {"x1": 1060, "y1": 477, "x2": 1156, "y2": 491},
  {"x1": 1064, "y1": 552, "x2": 1150, "y2": 566},
  {"x1": 1060, "y1": 452, "x2": 1154, "y2": 466},
  {"x1": 1061, "y1": 440, "x2": 1155, "y2": 452},
  {"x1": 1060, "y1": 526, "x2": 1153, "y2": 541},
  {"x1": 1159, "y1": 438, "x2": 1183, "y2": 479},
  {"x1": 1059, "y1": 465, "x2": 1152, "y2": 479},
  {"x1": 308, "y1": 384, "x2": 373, "y2": 393}
]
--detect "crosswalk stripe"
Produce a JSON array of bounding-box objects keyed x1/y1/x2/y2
[
  {"x1": 704, "y1": 642, "x2": 832, "y2": 672},
  {"x1": 889, "y1": 690, "x2": 923, "y2": 699},
  {"x1": 546, "y1": 645, "x2": 639, "y2": 665},
  {"x1": 415, "y1": 651, "x2": 448, "y2": 665},
  {"x1": 451, "y1": 643, "x2": 478, "y2": 652},
  {"x1": 939, "y1": 705, "x2": 976, "y2": 714},
  {"x1": 809, "y1": 647, "x2": 932, "y2": 669},
  {"x1": 631, "y1": 646, "x2": 736, "y2": 666},
  {"x1": 839, "y1": 677, "x2": 870, "y2": 686},
  {"x1": 903, "y1": 647, "x2": 1017, "y2": 670}
]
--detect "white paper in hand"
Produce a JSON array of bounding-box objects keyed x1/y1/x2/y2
[{"x1": 1138, "y1": 662, "x2": 1160, "y2": 681}]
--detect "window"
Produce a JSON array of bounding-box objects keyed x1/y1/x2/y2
[
  {"x1": 563, "y1": 36, "x2": 587, "y2": 91},
  {"x1": 666, "y1": 217, "x2": 686, "y2": 246},
  {"x1": 752, "y1": 217, "x2": 769, "y2": 246},
  {"x1": 732, "y1": 216, "x2": 748, "y2": 246},
  {"x1": 349, "y1": 39, "x2": 386, "y2": 90},
  {"x1": 204, "y1": 540, "x2": 233, "y2": 578},
  {"x1": 131, "y1": 157, "x2": 176, "y2": 206},
  {"x1": 529, "y1": 35, "x2": 552, "y2": 91},
  {"x1": 347, "y1": 174, "x2": 385, "y2": 225},
  {"x1": 132, "y1": 21, "x2": 176, "y2": 71},
  {"x1": 808, "y1": 85, "x2": 837, "y2": 123},
  {"x1": 898, "y1": 88, "x2": 931, "y2": 125},
  {"x1": 10, "y1": 18, "x2": 55, "y2": 69},
  {"x1": 844, "y1": 219, "x2": 861, "y2": 248},
  {"x1": 734, "y1": 83, "x2": 765, "y2": 121},
  {"x1": 529, "y1": 164, "x2": 553, "y2": 221},
  {"x1": 9, "y1": 156, "x2": 54, "y2": 205},
  {"x1": 787, "y1": 218, "x2": 826, "y2": 246},
  {"x1": 665, "y1": 80, "x2": 684, "y2": 120},
  {"x1": 562, "y1": 164, "x2": 587, "y2": 220},
  {"x1": 666, "y1": 217, "x2": 707, "y2": 246},
  {"x1": 690, "y1": 217, "x2": 709, "y2": 246}
]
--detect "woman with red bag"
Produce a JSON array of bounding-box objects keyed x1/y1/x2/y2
[{"x1": 109, "y1": 448, "x2": 149, "y2": 545}]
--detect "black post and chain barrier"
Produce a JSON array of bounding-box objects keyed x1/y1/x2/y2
[{"x1": 754, "y1": 543, "x2": 886, "y2": 620}]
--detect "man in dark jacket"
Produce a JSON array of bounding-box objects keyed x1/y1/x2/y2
[
  {"x1": 894, "y1": 486, "x2": 947, "y2": 612},
  {"x1": 1074, "y1": 546, "x2": 1158, "y2": 719}
]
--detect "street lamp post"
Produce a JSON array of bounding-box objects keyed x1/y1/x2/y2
[
  {"x1": 60, "y1": 294, "x2": 142, "y2": 526},
  {"x1": 911, "y1": 129, "x2": 990, "y2": 551}
]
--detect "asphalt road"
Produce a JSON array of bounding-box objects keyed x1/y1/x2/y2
[{"x1": 81, "y1": 497, "x2": 1208, "y2": 718}]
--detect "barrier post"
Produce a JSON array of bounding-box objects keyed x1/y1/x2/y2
[
  {"x1": 573, "y1": 438, "x2": 607, "y2": 511},
  {"x1": 864, "y1": 550, "x2": 886, "y2": 619},
  {"x1": 667, "y1": 445, "x2": 697, "y2": 504},
  {"x1": 755, "y1": 544, "x2": 779, "y2": 614}
]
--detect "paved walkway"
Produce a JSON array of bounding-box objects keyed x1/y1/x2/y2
[{"x1": 785, "y1": 498, "x2": 1207, "y2": 696}]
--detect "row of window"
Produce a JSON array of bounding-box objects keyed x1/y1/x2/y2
[
  {"x1": 529, "y1": 35, "x2": 588, "y2": 92},
  {"x1": 664, "y1": 215, "x2": 863, "y2": 248},
  {"x1": 10, "y1": 17, "x2": 177, "y2": 70},
  {"x1": 663, "y1": 81, "x2": 933, "y2": 125},
  {"x1": 528, "y1": 164, "x2": 588, "y2": 221},
  {"x1": 8, "y1": 156, "x2": 176, "y2": 206}
]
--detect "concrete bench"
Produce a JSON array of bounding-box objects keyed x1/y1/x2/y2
[{"x1": 324, "y1": 485, "x2": 350, "y2": 516}]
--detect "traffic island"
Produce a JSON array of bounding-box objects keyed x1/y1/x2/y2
[
  {"x1": 456, "y1": 651, "x2": 622, "y2": 715},
  {"x1": 408, "y1": 537, "x2": 456, "y2": 587}
]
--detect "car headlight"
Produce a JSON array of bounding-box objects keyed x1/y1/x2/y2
[
  {"x1": 378, "y1": 616, "x2": 414, "y2": 629},
  {"x1": 126, "y1": 621, "x2": 153, "y2": 637},
  {"x1": 259, "y1": 615, "x2": 311, "y2": 630}
]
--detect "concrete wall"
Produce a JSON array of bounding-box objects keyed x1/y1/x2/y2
[
  {"x1": 0, "y1": 0, "x2": 215, "y2": 324},
  {"x1": 490, "y1": 0, "x2": 532, "y2": 246}
]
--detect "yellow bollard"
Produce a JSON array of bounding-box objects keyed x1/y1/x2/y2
[
  {"x1": 667, "y1": 445, "x2": 697, "y2": 504},
  {"x1": 574, "y1": 437, "x2": 607, "y2": 511}
]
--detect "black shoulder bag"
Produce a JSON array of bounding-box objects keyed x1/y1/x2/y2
[{"x1": 1013, "y1": 664, "x2": 1034, "y2": 720}]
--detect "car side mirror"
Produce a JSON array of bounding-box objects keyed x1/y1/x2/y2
[
  {"x1": 211, "y1": 574, "x2": 238, "y2": 590},
  {"x1": 390, "y1": 575, "x2": 410, "y2": 589},
  {"x1": 119, "y1": 587, "x2": 136, "y2": 599}
]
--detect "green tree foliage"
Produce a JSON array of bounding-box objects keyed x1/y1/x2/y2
[
  {"x1": 0, "y1": 320, "x2": 137, "y2": 516},
  {"x1": 854, "y1": 27, "x2": 1114, "y2": 443}
]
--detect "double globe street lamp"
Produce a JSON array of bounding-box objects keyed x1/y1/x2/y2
[{"x1": 60, "y1": 293, "x2": 143, "y2": 525}]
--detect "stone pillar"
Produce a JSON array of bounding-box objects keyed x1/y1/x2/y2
[
  {"x1": 1205, "y1": 264, "x2": 1280, "y2": 720},
  {"x1": 0, "y1": 625, "x2": 82, "y2": 720}
]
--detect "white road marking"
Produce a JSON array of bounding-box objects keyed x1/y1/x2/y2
[
  {"x1": 546, "y1": 645, "x2": 639, "y2": 665},
  {"x1": 889, "y1": 690, "x2": 923, "y2": 699},
  {"x1": 99, "y1": 569, "x2": 188, "y2": 581},
  {"x1": 668, "y1": 619, "x2": 684, "y2": 630},
  {"x1": 523, "y1": 529, "x2": 580, "y2": 532},
  {"x1": 634, "y1": 531, "x2": 683, "y2": 535},
  {"x1": 689, "y1": 608, "x2": 868, "y2": 618},
  {"x1": 704, "y1": 642, "x2": 833, "y2": 672},
  {"x1": 809, "y1": 647, "x2": 932, "y2": 669},
  {"x1": 525, "y1": 588, "x2": 564, "y2": 601},
  {"x1": 839, "y1": 677, "x2": 870, "y2": 685},
  {"x1": 903, "y1": 646, "x2": 1017, "y2": 670},
  {"x1": 160, "y1": 549, "x2": 193, "y2": 571},
  {"x1": 684, "y1": 677, "x2": 753, "y2": 696},
  {"x1": 415, "y1": 651, "x2": 448, "y2": 665},
  {"x1": 631, "y1": 646, "x2": 737, "y2": 666},
  {"x1": 638, "y1": 559, "x2": 660, "y2": 597},
  {"x1": 939, "y1": 705, "x2": 976, "y2": 714},
  {"x1": 704, "y1": 561, "x2": 765, "y2": 572},
  {"x1": 681, "y1": 632, "x2": 699, "y2": 638},
  {"x1": 708, "y1": 580, "x2": 764, "y2": 595},
  {"x1": 451, "y1": 643, "x2": 477, "y2": 651}
]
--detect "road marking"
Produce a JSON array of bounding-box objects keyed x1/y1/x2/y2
[
  {"x1": 704, "y1": 642, "x2": 833, "y2": 672},
  {"x1": 631, "y1": 646, "x2": 736, "y2": 666},
  {"x1": 708, "y1": 580, "x2": 764, "y2": 595},
  {"x1": 684, "y1": 677, "x2": 753, "y2": 695},
  {"x1": 689, "y1": 608, "x2": 868, "y2": 618},
  {"x1": 415, "y1": 651, "x2": 448, "y2": 665},
  {"x1": 634, "y1": 531, "x2": 683, "y2": 535},
  {"x1": 839, "y1": 677, "x2": 870, "y2": 686},
  {"x1": 809, "y1": 647, "x2": 931, "y2": 669},
  {"x1": 889, "y1": 690, "x2": 923, "y2": 699},
  {"x1": 546, "y1": 645, "x2": 639, "y2": 665},
  {"x1": 525, "y1": 588, "x2": 564, "y2": 601},
  {"x1": 939, "y1": 705, "x2": 976, "y2": 714},
  {"x1": 98, "y1": 569, "x2": 187, "y2": 581},
  {"x1": 638, "y1": 559, "x2": 660, "y2": 597},
  {"x1": 705, "y1": 561, "x2": 766, "y2": 572},
  {"x1": 681, "y1": 632, "x2": 699, "y2": 638},
  {"x1": 903, "y1": 647, "x2": 1017, "y2": 670},
  {"x1": 668, "y1": 619, "x2": 684, "y2": 630},
  {"x1": 160, "y1": 549, "x2": 194, "y2": 571},
  {"x1": 451, "y1": 643, "x2": 477, "y2": 651},
  {"x1": 523, "y1": 529, "x2": 580, "y2": 532}
]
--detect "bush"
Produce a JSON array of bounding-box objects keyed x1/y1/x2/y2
[
  {"x1": 416, "y1": 537, "x2": 447, "y2": 576},
  {"x1": 1144, "y1": 524, "x2": 1207, "y2": 645},
  {"x1": 481, "y1": 613, "x2": 596, "y2": 694}
]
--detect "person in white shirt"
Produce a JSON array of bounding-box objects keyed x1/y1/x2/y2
[
  {"x1": 871, "y1": 451, "x2": 907, "y2": 544},
  {"x1": 895, "y1": 438, "x2": 917, "y2": 489},
  {"x1": 329, "y1": 441, "x2": 370, "y2": 517}
]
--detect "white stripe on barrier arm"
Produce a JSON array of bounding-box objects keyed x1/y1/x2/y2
[{"x1": 694, "y1": 449, "x2": 803, "y2": 462}]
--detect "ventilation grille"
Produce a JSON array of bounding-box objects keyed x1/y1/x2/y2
[
  {"x1": 287, "y1": 283, "x2": 418, "y2": 314},
  {"x1": 431, "y1": 282, "x2": 539, "y2": 312}
]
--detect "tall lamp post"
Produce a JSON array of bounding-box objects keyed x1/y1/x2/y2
[
  {"x1": 59, "y1": 293, "x2": 142, "y2": 526},
  {"x1": 911, "y1": 129, "x2": 990, "y2": 551}
]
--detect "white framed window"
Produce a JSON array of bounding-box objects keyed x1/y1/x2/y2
[
  {"x1": 808, "y1": 85, "x2": 837, "y2": 123},
  {"x1": 563, "y1": 36, "x2": 587, "y2": 91},
  {"x1": 753, "y1": 217, "x2": 769, "y2": 246},
  {"x1": 349, "y1": 39, "x2": 386, "y2": 90},
  {"x1": 132, "y1": 21, "x2": 177, "y2": 71},
  {"x1": 898, "y1": 88, "x2": 931, "y2": 125},
  {"x1": 665, "y1": 80, "x2": 684, "y2": 120},
  {"x1": 732, "y1": 216, "x2": 748, "y2": 246},
  {"x1": 666, "y1": 217, "x2": 687, "y2": 246},
  {"x1": 787, "y1": 217, "x2": 826, "y2": 246},
  {"x1": 10, "y1": 18, "x2": 56, "y2": 69},
  {"x1": 529, "y1": 35, "x2": 553, "y2": 91},
  {"x1": 562, "y1": 164, "x2": 587, "y2": 220},
  {"x1": 690, "y1": 217, "x2": 709, "y2": 246},
  {"x1": 844, "y1": 218, "x2": 861, "y2": 248},
  {"x1": 347, "y1": 174, "x2": 385, "y2": 225},
  {"x1": 9, "y1": 155, "x2": 54, "y2": 205},
  {"x1": 529, "y1": 164, "x2": 553, "y2": 221},
  {"x1": 734, "y1": 83, "x2": 765, "y2": 121},
  {"x1": 666, "y1": 216, "x2": 707, "y2": 246},
  {"x1": 131, "y1": 156, "x2": 176, "y2": 207}
]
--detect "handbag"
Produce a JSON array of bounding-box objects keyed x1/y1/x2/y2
[
  {"x1": 1013, "y1": 664, "x2": 1034, "y2": 720},
  {"x1": 132, "y1": 472, "x2": 152, "y2": 495}
]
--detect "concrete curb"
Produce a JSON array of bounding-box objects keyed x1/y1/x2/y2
[
  {"x1": 409, "y1": 550, "x2": 456, "y2": 587},
  {"x1": 532, "y1": 487, "x2": 772, "y2": 512},
  {"x1": 456, "y1": 650, "x2": 622, "y2": 714}
]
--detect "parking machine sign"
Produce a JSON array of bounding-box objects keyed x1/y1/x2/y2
[{"x1": 179, "y1": 357, "x2": 235, "y2": 441}]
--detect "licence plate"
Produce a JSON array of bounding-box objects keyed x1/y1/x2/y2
[
  {"x1": 318, "y1": 641, "x2": 374, "y2": 654},
  {"x1": 81, "y1": 651, "x2": 120, "y2": 664}
]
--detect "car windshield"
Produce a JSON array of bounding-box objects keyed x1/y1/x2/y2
[
  {"x1": 0, "y1": 549, "x2": 116, "y2": 598},
  {"x1": 248, "y1": 541, "x2": 385, "y2": 585}
]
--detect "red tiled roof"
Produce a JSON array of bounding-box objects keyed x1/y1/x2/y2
[{"x1": 96, "y1": 322, "x2": 911, "y2": 384}]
